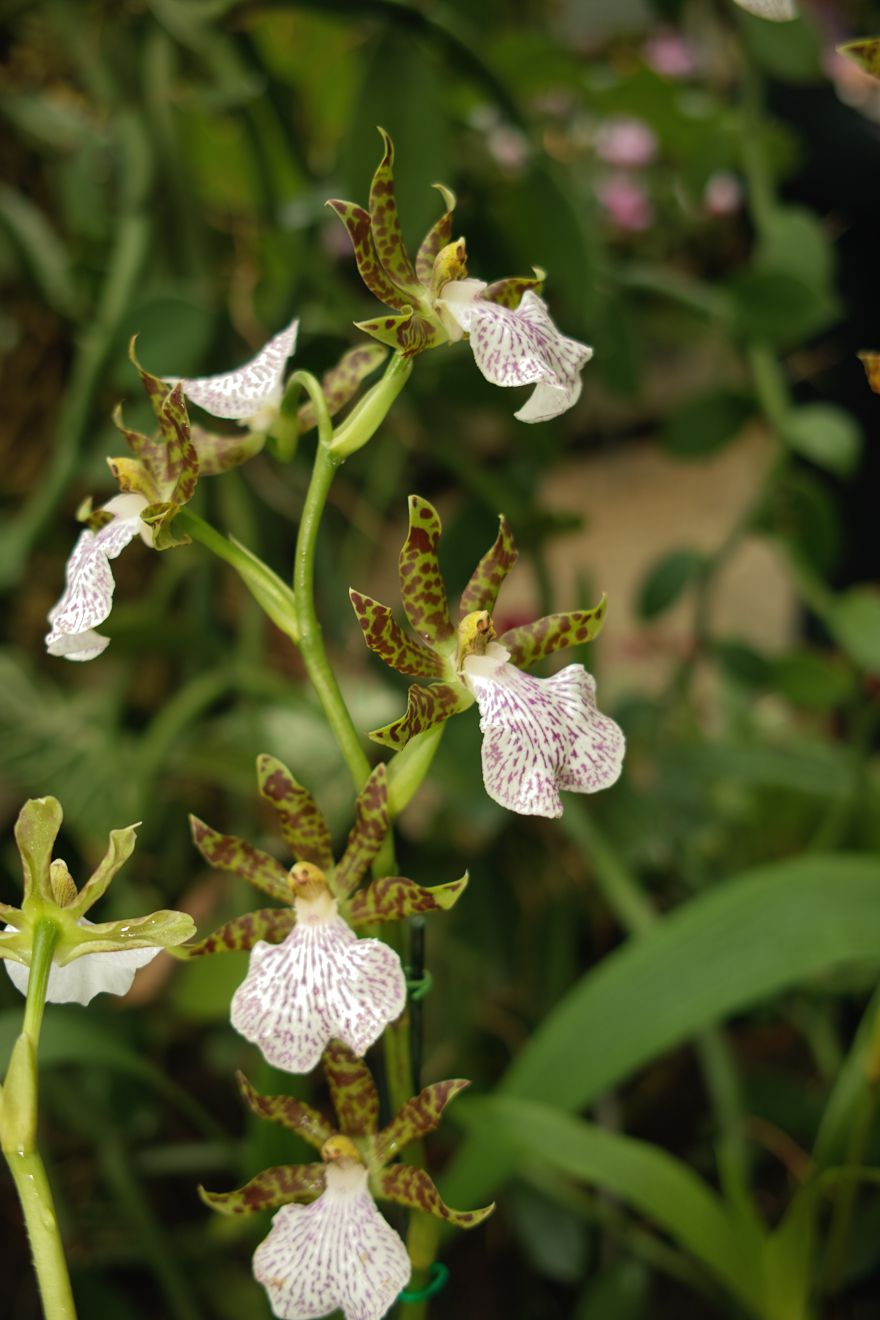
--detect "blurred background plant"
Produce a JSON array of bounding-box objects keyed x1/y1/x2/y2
[{"x1": 2, "y1": 0, "x2": 880, "y2": 1316}]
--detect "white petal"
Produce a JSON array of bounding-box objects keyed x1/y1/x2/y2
[
  {"x1": 45, "y1": 495, "x2": 149, "y2": 662},
  {"x1": 435, "y1": 278, "x2": 488, "y2": 341},
  {"x1": 465, "y1": 291, "x2": 592, "y2": 424},
  {"x1": 731, "y1": 0, "x2": 797, "y2": 19},
  {"x1": 253, "y1": 1165, "x2": 410, "y2": 1320},
  {"x1": 463, "y1": 645, "x2": 625, "y2": 818},
  {"x1": 3, "y1": 922, "x2": 160, "y2": 1006},
  {"x1": 174, "y1": 319, "x2": 299, "y2": 422},
  {"x1": 230, "y1": 908, "x2": 406, "y2": 1073}
]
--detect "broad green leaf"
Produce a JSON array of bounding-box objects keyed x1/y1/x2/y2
[
  {"x1": 442, "y1": 855, "x2": 880, "y2": 1212},
  {"x1": 459, "y1": 1098, "x2": 760, "y2": 1313},
  {"x1": 732, "y1": 0, "x2": 797, "y2": 19},
  {"x1": 660, "y1": 391, "x2": 754, "y2": 459},
  {"x1": 0, "y1": 184, "x2": 78, "y2": 317},
  {"x1": 770, "y1": 651, "x2": 856, "y2": 709},
  {"x1": 727, "y1": 268, "x2": 836, "y2": 345},
  {"x1": 257, "y1": 754, "x2": 334, "y2": 871},
  {"x1": 757, "y1": 207, "x2": 833, "y2": 292},
  {"x1": 782, "y1": 405, "x2": 862, "y2": 476},
  {"x1": 637, "y1": 550, "x2": 704, "y2": 620},
  {"x1": 826, "y1": 588, "x2": 880, "y2": 674},
  {"x1": 737, "y1": 10, "x2": 823, "y2": 84}
]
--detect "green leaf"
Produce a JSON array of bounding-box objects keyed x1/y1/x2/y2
[
  {"x1": 0, "y1": 184, "x2": 78, "y2": 317},
  {"x1": 637, "y1": 550, "x2": 705, "y2": 620},
  {"x1": 442, "y1": 854, "x2": 880, "y2": 1213},
  {"x1": 782, "y1": 405, "x2": 862, "y2": 476},
  {"x1": 659, "y1": 391, "x2": 754, "y2": 459},
  {"x1": 756, "y1": 207, "x2": 833, "y2": 292},
  {"x1": 770, "y1": 651, "x2": 856, "y2": 709},
  {"x1": 726, "y1": 268, "x2": 836, "y2": 345},
  {"x1": 737, "y1": 9, "x2": 823, "y2": 84},
  {"x1": 826, "y1": 588, "x2": 880, "y2": 674},
  {"x1": 459, "y1": 1098, "x2": 760, "y2": 1312}
]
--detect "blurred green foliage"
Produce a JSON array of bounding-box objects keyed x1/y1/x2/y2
[{"x1": 2, "y1": 0, "x2": 880, "y2": 1317}]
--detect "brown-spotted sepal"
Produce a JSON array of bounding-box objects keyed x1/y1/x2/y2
[
  {"x1": 373, "y1": 1079, "x2": 470, "y2": 1165},
  {"x1": 416, "y1": 185, "x2": 456, "y2": 286},
  {"x1": 323, "y1": 1041, "x2": 380, "y2": 1137},
  {"x1": 482, "y1": 267, "x2": 546, "y2": 309},
  {"x1": 333, "y1": 766, "x2": 391, "y2": 899},
  {"x1": 369, "y1": 681, "x2": 473, "y2": 750},
  {"x1": 349, "y1": 590, "x2": 448, "y2": 678},
  {"x1": 399, "y1": 495, "x2": 455, "y2": 648},
  {"x1": 326, "y1": 200, "x2": 412, "y2": 310},
  {"x1": 353, "y1": 307, "x2": 444, "y2": 357},
  {"x1": 238, "y1": 1071, "x2": 335, "y2": 1150},
  {"x1": 838, "y1": 37, "x2": 880, "y2": 78},
  {"x1": 459, "y1": 515, "x2": 519, "y2": 618},
  {"x1": 499, "y1": 598, "x2": 608, "y2": 669},
  {"x1": 297, "y1": 344, "x2": 388, "y2": 433},
  {"x1": 257, "y1": 754, "x2": 335, "y2": 872},
  {"x1": 858, "y1": 350, "x2": 880, "y2": 393},
  {"x1": 346, "y1": 873, "x2": 468, "y2": 926},
  {"x1": 199, "y1": 1164, "x2": 325, "y2": 1215},
  {"x1": 374, "y1": 1163, "x2": 494, "y2": 1229},
  {"x1": 189, "y1": 815, "x2": 290, "y2": 903},
  {"x1": 181, "y1": 907, "x2": 295, "y2": 958},
  {"x1": 189, "y1": 425, "x2": 266, "y2": 476},
  {"x1": 369, "y1": 128, "x2": 421, "y2": 295}
]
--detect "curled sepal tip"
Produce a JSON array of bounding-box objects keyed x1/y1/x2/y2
[
  {"x1": 189, "y1": 815, "x2": 290, "y2": 904},
  {"x1": 499, "y1": 597, "x2": 608, "y2": 669},
  {"x1": 199, "y1": 1164, "x2": 325, "y2": 1216},
  {"x1": 375, "y1": 1163, "x2": 494, "y2": 1229},
  {"x1": 374, "y1": 1079, "x2": 470, "y2": 1165},
  {"x1": 180, "y1": 907, "x2": 295, "y2": 959},
  {"x1": 236, "y1": 1072, "x2": 335, "y2": 1151},
  {"x1": 347, "y1": 873, "x2": 469, "y2": 926}
]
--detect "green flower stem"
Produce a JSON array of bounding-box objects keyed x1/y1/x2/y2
[{"x1": 2, "y1": 919, "x2": 78, "y2": 1320}]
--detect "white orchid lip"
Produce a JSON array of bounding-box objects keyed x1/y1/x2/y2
[
  {"x1": 230, "y1": 896, "x2": 406, "y2": 1074},
  {"x1": 253, "y1": 1161, "x2": 411, "y2": 1320},
  {"x1": 3, "y1": 919, "x2": 160, "y2": 1006},
  {"x1": 462, "y1": 641, "x2": 625, "y2": 818},
  {"x1": 173, "y1": 318, "x2": 299, "y2": 424},
  {"x1": 438, "y1": 284, "x2": 592, "y2": 424},
  {"x1": 45, "y1": 492, "x2": 151, "y2": 662}
]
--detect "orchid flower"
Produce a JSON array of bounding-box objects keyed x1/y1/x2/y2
[
  {"x1": 201, "y1": 1046, "x2": 493, "y2": 1320},
  {"x1": 185, "y1": 756, "x2": 467, "y2": 1073},
  {"x1": 350, "y1": 497, "x2": 625, "y2": 818},
  {"x1": 0, "y1": 798, "x2": 195, "y2": 1006},
  {"x1": 329, "y1": 129, "x2": 592, "y2": 422}
]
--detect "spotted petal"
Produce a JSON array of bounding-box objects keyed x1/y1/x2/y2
[
  {"x1": 369, "y1": 682, "x2": 472, "y2": 751},
  {"x1": 45, "y1": 494, "x2": 150, "y2": 661},
  {"x1": 334, "y1": 766, "x2": 390, "y2": 900},
  {"x1": 182, "y1": 908, "x2": 295, "y2": 958},
  {"x1": 350, "y1": 590, "x2": 447, "y2": 678},
  {"x1": 175, "y1": 319, "x2": 298, "y2": 422},
  {"x1": 230, "y1": 904, "x2": 406, "y2": 1073},
  {"x1": 201, "y1": 1164, "x2": 325, "y2": 1216},
  {"x1": 323, "y1": 1040, "x2": 380, "y2": 1137},
  {"x1": 445, "y1": 288, "x2": 592, "y2": 424},
  {"x1": 257, "y1": 754, "x2": 334, "y2": 872},
  {"x1": 346, "y1": 874, "x2": 468, "y2": 926},
  {"x1": 253, "y1": 1164, "x2": 410, "y2": 1320},
  {"x1": 399, "y1": 496, "x2": 454, "y2": 647},
  {"x1": 189, "y1": 815, "x2": 291, "y2": 904},
  {"x1": 463, "y1": 645, "x2": 624, "y2": 818},
  {"x1": 237, "y1": 1072, "x2": 335, "y2": 1151},
  {"x1": 374, "y1": 1080, "x2": 470, "y2": 1166},
  {"x1": 499, "y1": 599, "x2": 607, "y2": 669},
  {"x1": 375, "y1": 1164, "x2": 493, "y2": 1229},
  {"x1": 459, "y1": 515, "x2": 518, "y2": 618}
]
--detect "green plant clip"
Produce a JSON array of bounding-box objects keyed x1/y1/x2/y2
[
  {"x1": 405, "y1": 968, "x2": 434, "y2": 1002},
  {"x1": 399, "y1": 1261, "x2": 450, "y2": 1303}
]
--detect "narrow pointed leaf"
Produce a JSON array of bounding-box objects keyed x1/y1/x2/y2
[
  {"x1": 298, "y1": 344, "x2": 388, "y2": 433},
  {"x1": 190, "y1": 425, "x2": 265, "y2": 475},
  {"x1": 482, "y1": 268, "x2": 546, "y2": 310},
  {"x1": 200, "y1": 1164, "x2": 325, "y2": 1215},
  {"x1": 69, "y1": 823, "x2": 139, "y2": 918},
  {"x1": 399, "y1": 496, "x2": 454, "y2": 647},
  {"x1": 459, "y1": 515, "x2": 519, "y2": 618},
  {"x1": 416, "y1": 184, "x2": 456, "y2": 286},
  {"x1": 237, "y1": 1072, "x2": 335, "y2": 1151},
  {"x1": 349, "y1": 590, "x2": 446, "y2": 677},
  {"x1": 257, "y1": 754, "x2": 334, "y2": 871},
  {"x1": 500, "y1": 599, "x2": 608, "y2": 669},
  {"x1": 347, "y1": 874, "x2": 468, "y2": 926},
  {"x1": 354, "y1": 308, "x2": 440, "y2": 357},
  {"x1": 325, "y1": 200, "x2": 411, "y2": 310},
  {"x1": 190, "y1": 815, "x2": 290, "y2": 903},
  {"x1": 181, "y1": 907, "x2": 295, "y2": 958},
  {"x1": 375, "y1": 1080, "x2": 470, "y2": 1165},
  {"x1": 60, "y1": 909, "x2": 196, "y2": 961},
  {"x1": 14, "y1": 797, "x2": 63, "y2": 902},
  {"x1": 369, "y1": 128, "x2": 419, "y2": 292},
  {"x1": 369, "y1": 682, "x2": 472, "y2": 751},
  {"x1": 334, "y1": 765, "x2": 389, "y2": 899},
  {"x1": 323, "y1": 1040, "x2": 380, "y2": 1136},
  {"x1": 376, "y1": 1164, "x2": 493, "y2": 1229}
]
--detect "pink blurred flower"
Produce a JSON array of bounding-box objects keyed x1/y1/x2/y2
[
  {"x1": 704, "y1": 171, "x2": 744, "y2": 217},
  {"x1": 595, "y1": 117, "x2": 658, "y2": 169},
  {"x1": 644, "y1": 31, "x2": 696, "y2": 79},
  {"x1": 596, "y1": 175, "x2": 655, "y2": 233}
]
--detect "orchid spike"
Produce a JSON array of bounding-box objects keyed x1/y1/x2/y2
[
  {"x1": 351, "y1": 497, "x2": 624, "y2": 816},
  {"x1": 186, "y1": 757, "x2": 466, "y2": 1071},
  {"x1": 1, "y1": 798, "x2": 195, "y2": 1005},
  {"x1": 202, "y1": 1052, "x2": 492, "y2": 1319}
]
